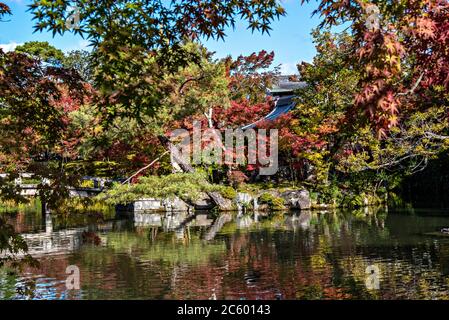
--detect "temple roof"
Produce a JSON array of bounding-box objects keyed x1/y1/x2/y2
[{"x1": 269, "y1": 76, "x2": 307, "y2": 95}]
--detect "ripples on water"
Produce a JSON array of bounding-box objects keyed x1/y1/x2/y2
[{"x1": 1, "y1": 207, "x2": 449, "y2": 300}]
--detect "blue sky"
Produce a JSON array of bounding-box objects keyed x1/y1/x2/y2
[{"x1": 0, "y1": 0, "x2": 322, "y2": 74}]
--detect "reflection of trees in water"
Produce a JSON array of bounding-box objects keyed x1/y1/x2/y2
[
  {"x1": 0, "y1": 210, "x2": 123, "y2": 299},
  {"x1": 4, "y1": 208, "x2": 449, "y2": 299},
  {"x1": 0, "y1": 214, "x2": 39, "y2": 295},
  {"x1": 158, "y1": 210, "x2": 449, "y2": 300}
]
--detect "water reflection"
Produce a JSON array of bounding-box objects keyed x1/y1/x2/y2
[{"x1": 1, "y1": 208, "x2": 449, "y2": 300}]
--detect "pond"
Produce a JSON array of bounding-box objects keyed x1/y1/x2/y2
[{"x1": 1, "y1": 207, "x2": 449, "y2": 300}]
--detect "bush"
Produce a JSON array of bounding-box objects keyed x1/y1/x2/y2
[
  {"x1": 227, "y1": 170, "x2": 248, "y2": 188},
  {"x1": 80, "y1": 180, "x2": 94, "y2": 188},
  {"x1": 220, "y1": 186, "x2": 237, "y2": 200},
  {"x1": 258, "y1": 193, "x2": 285, "y2": 210},
  {"x1": 98, "y1": 172, "x2": 227, "y2": 205},
  {"x1": 341, "y1": 193, "x2": 365, "y2": 208}
]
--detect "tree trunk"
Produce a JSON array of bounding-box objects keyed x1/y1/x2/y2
[{"x1": 158, "y1": 136, "x2": 231, "y2": 210}]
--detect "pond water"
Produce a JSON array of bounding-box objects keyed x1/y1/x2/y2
[{"x1": 1, "y1": 207, "x2": 449, "y2": 300}]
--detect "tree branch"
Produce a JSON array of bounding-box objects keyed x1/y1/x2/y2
[
  {"x1": 424, "y1": 132, "x2": 449, "y2": 140},
  {"x1": 179, "y1": 75, "x2": 205, "y2": 94},
  {"x1": 121, "y1": 151, "x2": 169, "y2": 185},
  {"x1": 397, "y1": 72, "x2": 425, "y2": 97}
]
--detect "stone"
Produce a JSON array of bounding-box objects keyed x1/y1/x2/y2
[
  {"x1": 280, "y1": 190, "x2": 311, "y2": 210},
  {"x1": 134, "y1": 198, "x2": 163, "y2": 211},
  {"x1": 162, "y1": 197, "x2": 192, "y2": 212},
  {"x1": 235, "y1": 193, "x2": 253, "y2": 206},
  {"x1": 191, "y1": 192, "x2": 215, "y2": 210},
  {"x1": 217, "y1": 198, "x2": 233, "y2": 211},
  {"x1": 119, "y1": 197, "x2": 193, "y2": 213}
]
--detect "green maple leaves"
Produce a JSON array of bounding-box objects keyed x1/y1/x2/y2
[{"x1": 28, "y1": 0, "x2": 286, "y2": 121}]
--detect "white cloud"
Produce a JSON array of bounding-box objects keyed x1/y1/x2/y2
[
  {"x1": 0, "y1": 41, "x2": 23, "y2": 52},
  {"x1": 77, "y1": 39, "x2": 90, "y2": 50},
  {"x1": 279, "y1": 62, "x2": 299, "y2": 75},
  {"x1": 62, "y1": 39, "x2": 91, "y2": 53}
]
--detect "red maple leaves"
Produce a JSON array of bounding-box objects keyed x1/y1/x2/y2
[{"x1": 306, "y1": 0, "x2": 449, "y2": 134}]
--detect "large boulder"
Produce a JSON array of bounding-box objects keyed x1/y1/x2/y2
[
  {"x1": 162, "y1": 197, "x2": 193, "y2": 212},
  {"x1": 281, "y1": 190, "x2": 311, "y2": 210},
  {"x1": 191, "y1": 192, "x2": 215, "y2": 210},
  {"x1": 117, "y1": 197, "x2": 192, "y2": 214},
  {"x1": 134, "y1": 198, "x2": 163, "y2": 211},
  {"x1": 217, "y1": 198, "x2": 234, "y2": 211}
]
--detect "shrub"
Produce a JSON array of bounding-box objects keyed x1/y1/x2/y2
[
  {"x1": 80, "y1": 180, "x2": 94, "y2": 188},
  {"x1": 220, "y1": 186, "x2": 237, "y2": 200},
  {"x1": 227, "y1": 170, "x2": 248, "y2": 188},
  {"x1": 258, "y1": 193, "x2": 285, "y2": 210},
  {"x1": 98, "y1": 172, "x2": 227, "y2": 205}
]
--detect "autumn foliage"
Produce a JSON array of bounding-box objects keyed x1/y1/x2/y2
[{"x1": 303, "y1": 0, "x2": 449, "y2": 134}]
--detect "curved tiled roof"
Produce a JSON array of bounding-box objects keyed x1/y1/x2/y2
[{"x1": 240, "y1": 80, "x2": 306, "y2": 130}]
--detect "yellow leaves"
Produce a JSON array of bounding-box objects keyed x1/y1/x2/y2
[
  {"x1": 126, "y1": 154, "x2": 136, "y2": 161},
  {"x1": 311, "y1": 253, "x2": 327, "y2": 268},
  {"x1": 383, "y1": 54, "x2": 401, "y2": 71},
  {"x1": 389, "y1": 125, "x2": 401, "y2": 135},
  {"x1": 337, "y1": 150, "x2": 371, "y2": 173},
  {"x1": 388, "y1": 115, "x2": 399, "y2": 127},
  {"x1": 384, "y1": 42, "x2": 396, "y2": 54},
  {"x1": 318, "y1": 121, "x2": 339, "y2": 135},
  {"x1": 93, "y1": 125, "x2": 103, "y2": 135},
  {"x1": 288, "y1": 118, "x2": 301, "y2": 132}
]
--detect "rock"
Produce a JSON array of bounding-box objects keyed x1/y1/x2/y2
[
  {"x1": 280, "y1": 190, "x2": 311, "y2": 210},
  {"x1": 192, "y1": 192, "x2": 215, "y2": 210},
  {"x1": 134, "y1": 198, "x2": 163, "y2": 211},
  {"x1": 126, "y1": 197, "x2": 193, "y2": 213},
  {"x1": 253, "y1": 197, "x2": 260, "y2": 211},
  {"x1": 217, "y1": 198, "x2": 234, "y2": 211},
  {"x1": 235, "y1": 192, "x2": 253, "y2": 204},
  {"x1": 162, "y1": 197, "x2": 192, "y2": 212},
  {"x1": 207, "y1": 191, "x2": 233, "y2": 211},
  {"x1": 255, "y1": 203, "x2": 270, "y2": 211},
  {"x1": 117, "y1": 197, "x2": 193, "y2": 213},
  {"x1": 189, "y1": 192, "x2": 233, "y2": 211},
  {"x1": 235, "y1": 192, "x2": 253, "y2": 206}
]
